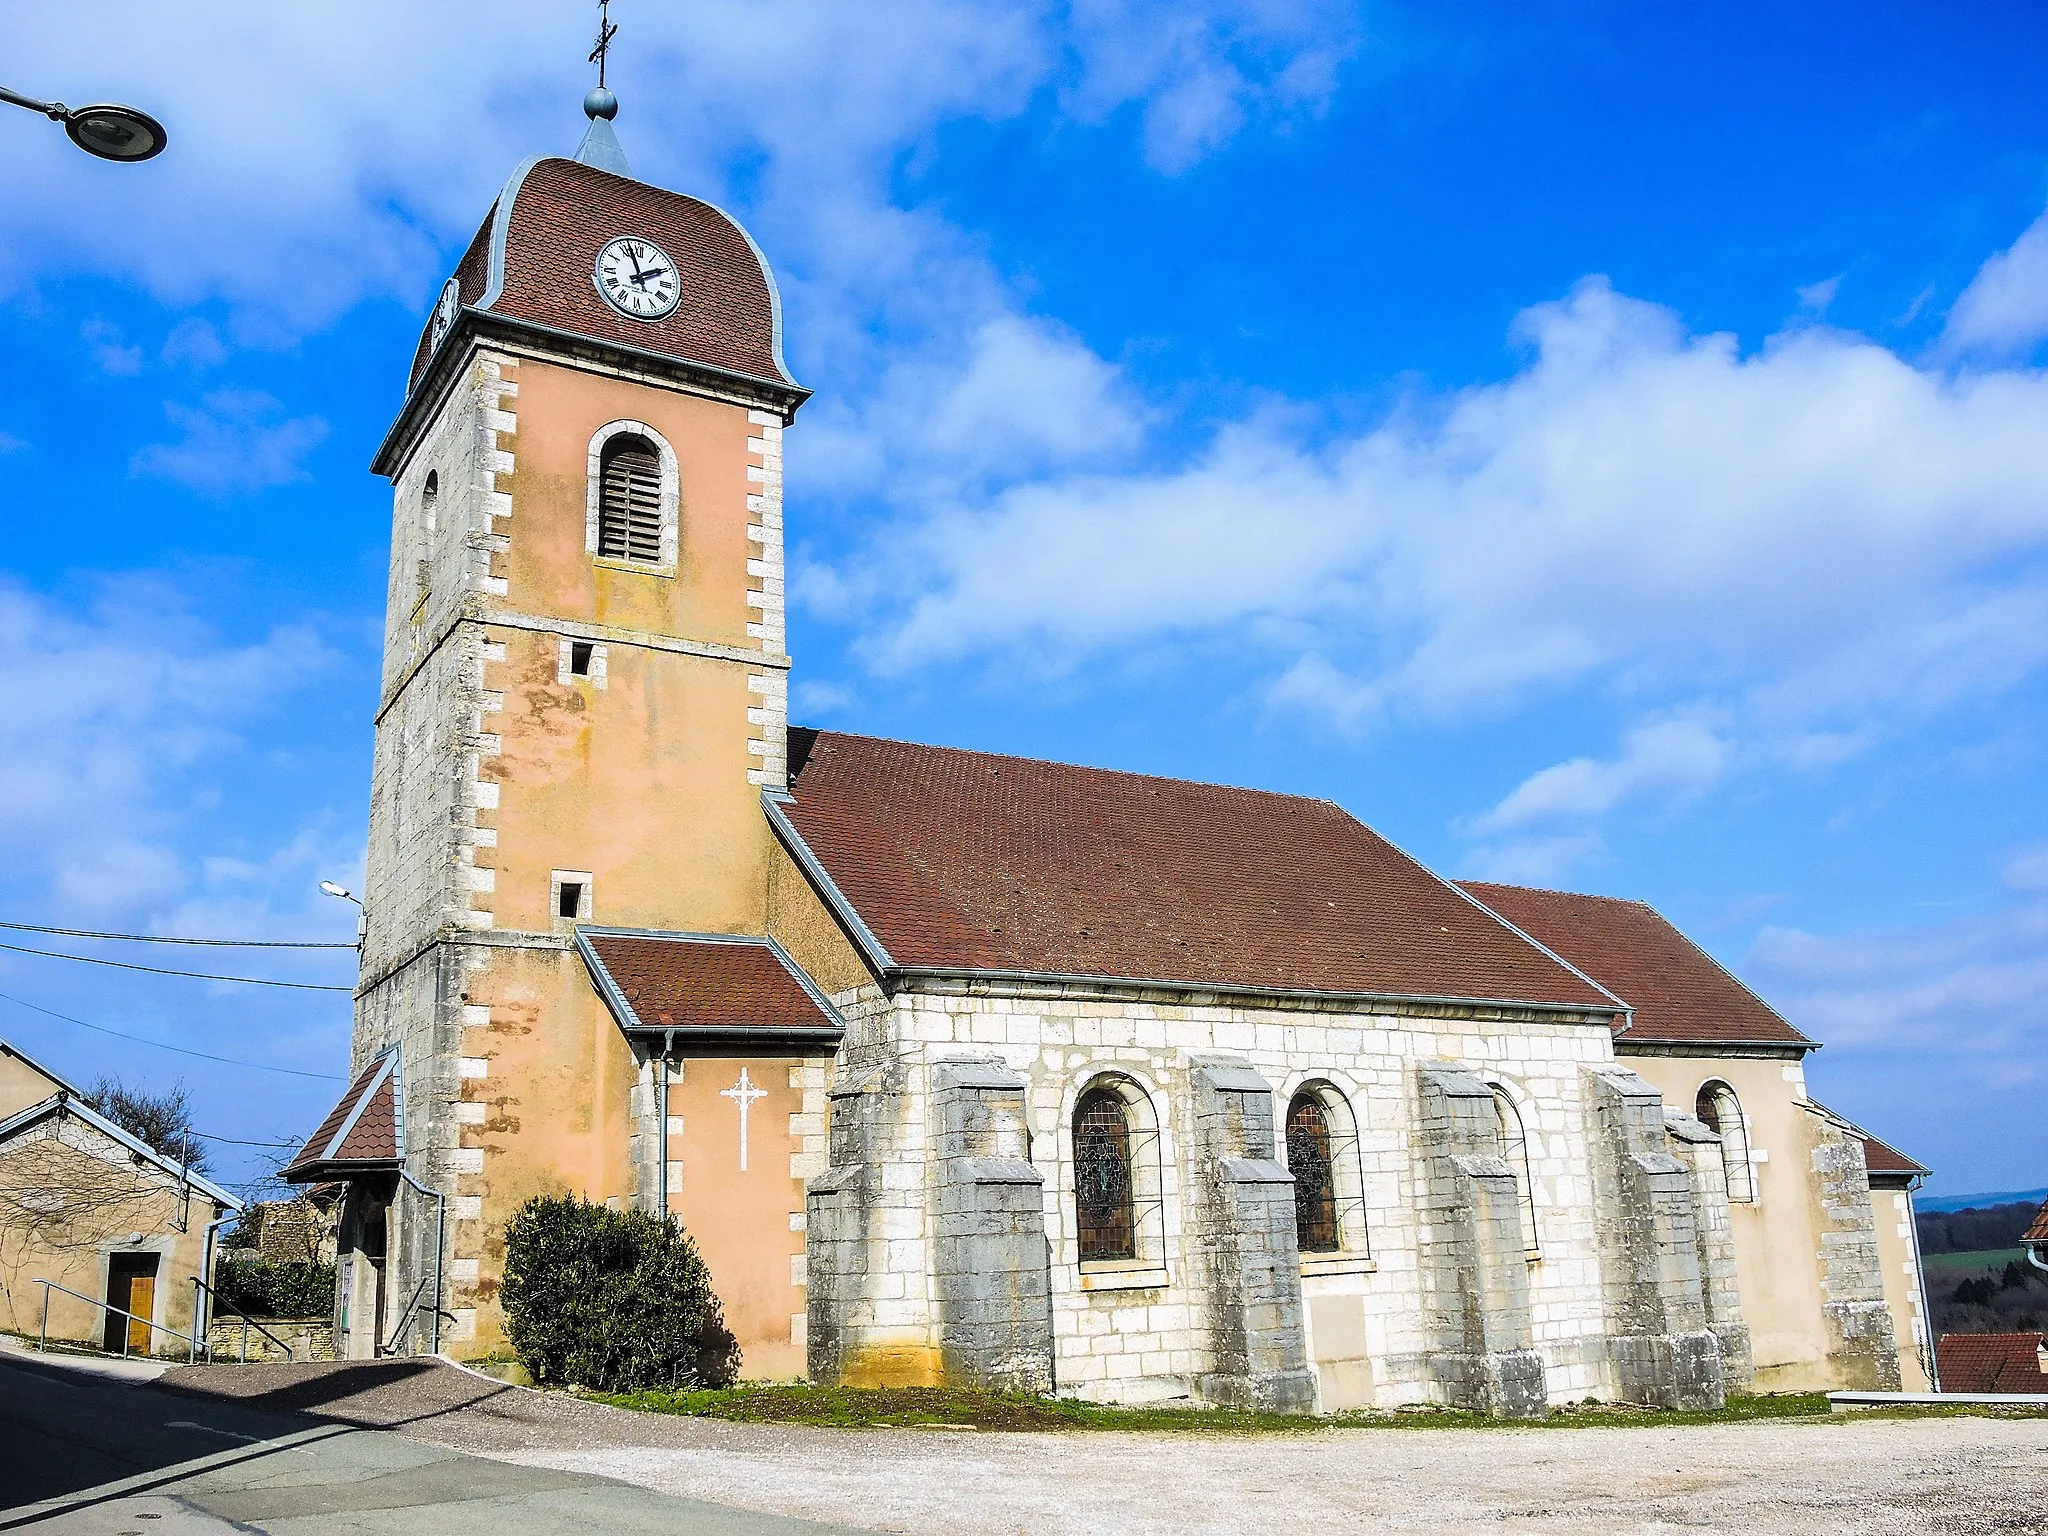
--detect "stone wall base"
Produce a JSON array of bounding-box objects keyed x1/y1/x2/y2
[
  {"x1": 1609, "y1": 1329, "x2": 1725, "y2": 1410},
  {"x1": 1434, "y1": 1347, "x2": 1549, "y2": 1418}
]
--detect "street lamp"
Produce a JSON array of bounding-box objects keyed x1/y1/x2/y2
[
  {"x1": 1, "y1": 83, "x2": 166, "y2": 161},
  {"x1": 319, "y1": 881, "x2": 361, "y2": 906}
]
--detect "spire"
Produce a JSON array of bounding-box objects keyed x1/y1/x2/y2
[
  {"x1": 575, "y1": 0, "x2": 631, "y2": 175},
  {"x1": 577, "y1": 88, "x2": 630, "y2": 175}
]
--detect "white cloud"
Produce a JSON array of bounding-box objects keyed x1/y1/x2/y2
[
  {"x1": 2005, "y1": 841, "x2": 2048, "y2": 894},
  {"x1": 1, "y1": 3, "x2": 1352, "y2": 333},
  {"x1": 81, "y1": 318, "x2": 142, "y2": 375},
  {"x1": 835, "y1": 276, "x2": 2048, "y2": 798},
  {"x1": 0, "y1": 432, "x2": 25, "y2": 455},
  {"x1": 0, "y1": 578, "x2": 330, "y2": 921},
  {"x1": 162, "y1": 318, "x2": 229, "y2": 369},
  {"x1": 1941, "y1": 204, "x2": 2048, "y2": 359},
  {"x1": 1466, "y1": 716, "x2": 1732, "y2": 835},
  {"x1": 131, "y1": 389, "x2": 327, "y2": 494},
  {"x1": 1747, "y1": 896, "x2": 2048, "y2": 1077}
]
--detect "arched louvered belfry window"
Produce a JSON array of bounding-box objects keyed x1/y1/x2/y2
[
  {"x1": 1074, "y1": 1085, "x2": 1136, "y2": 1262},
  {"x1": 1492, "y1": 1086, "x2": 1541, "y2": 1256},
  {"x1": 1286, "y1": 1091, "x2": 1340, "y2": 1253},
  {"x1": 1696, "y1": 1081, "x2": 1756, "y2": 1203},
  {"x1": 596, "y1": 432, "x2": 663, "y2": 562}
]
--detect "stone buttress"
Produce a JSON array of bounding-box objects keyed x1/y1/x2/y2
[
  {"x1": 1581, "y1": 1064, "x2": 1728, "y2": 1409},
  {"x1": 1412, "y1": 1062, "x2": 1548, "y2": 1417},
  {"x1": 1183, "y1": 1057, "x2": 1317, "y2": 1411},
  {"x1": 1663, "y1": 1108, "x2": 1754, "y2": 1390}
]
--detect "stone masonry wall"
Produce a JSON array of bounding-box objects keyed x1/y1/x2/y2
[{"x1": 808, "y1": 982, "x2": 1627, "y2": 1409}]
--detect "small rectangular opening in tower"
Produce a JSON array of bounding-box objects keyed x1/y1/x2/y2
[
  {"x1": 569, "y1": 641, "x2": 594, "y2": 676},
  {"x1": 558, "y1": 881, "x2": 584, "y2": 920}
]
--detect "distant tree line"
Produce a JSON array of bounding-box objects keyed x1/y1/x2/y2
[{"x1": 1915, "y1": 1201, "x2": 2040, "y2": 1256}]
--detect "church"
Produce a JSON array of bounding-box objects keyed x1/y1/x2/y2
[{"x1": 287, "y1": 88, "x2": 1933, "y2": 1414}]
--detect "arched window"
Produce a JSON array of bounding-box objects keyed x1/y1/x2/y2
[
  {"x1": 422, "y1": 468, "x2": 438, "y2": 513},
  {"x1": 596, "y1": 433, "x2": 662, "y2": 562},
  {"x1": 1073, "y1": 1085, "x2": 1135, "y2": 1262},
  {"x1": 1491, "y1": 1086, "x2": 1540, "y2": 1256},
  {"x1": 1286, "y1": 1093, "x2": 1340, "y2": 1253},
  {"x1": 1695, "y1": 1081, "x2": 1756, "y2": 1203}
]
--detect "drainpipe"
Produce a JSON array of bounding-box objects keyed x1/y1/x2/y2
[
  {"x1": 196, "y1": 1208, "x2": 238, "y2": 1353},
  {"x1": 657, "y1": 1031, "x2": 674, "y2": 1221},
  {"x1": 1903, "y1": 1175, "x2": 1941, "y2": 1392},
  {"x1": 397, "y1": 1166, "x2": 446, "y2": 1356}
]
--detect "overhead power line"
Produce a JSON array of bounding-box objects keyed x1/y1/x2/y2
[
  {"x1": 0, "y1": 938, "x2": 354, "y2": 992},
  {"x1": 0, "y1": 988, "x2": 345, "y2": 1081},
  {"x1": 0, "y1": 918, "x2": 355, "y2": 950}
]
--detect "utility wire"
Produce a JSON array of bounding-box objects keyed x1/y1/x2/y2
[
  {"x1": 0, "y1": 988, "x2": 345, "y2": 1081},
  {"x1": 186, "y1": 1129, "x2": 301, "y2": 1149},
  {"x1": 0, "y1": 938, "x2": 354, "y2": 992},
  {"x1": 0, "y1": 918, "x2": 355, "y2": 950}
]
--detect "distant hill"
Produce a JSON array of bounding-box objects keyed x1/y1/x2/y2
[
  {"x1": 1917, "y1": 1201, "x2": 2043, "y2": 1255},
  {"x1": 1916, "y1": 1188, "x2": 2048, "y2": 1214}
]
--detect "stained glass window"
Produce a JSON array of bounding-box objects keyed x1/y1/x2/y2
[
  {"x1": 1286, "y1": 1093, "x2": 1340, "y2": 1253},
  {"x1": 1074, "y1": 1087, "x2": 1135, "y2": 1262}
]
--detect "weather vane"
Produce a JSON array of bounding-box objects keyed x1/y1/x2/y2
[{"x1": 589, "y1": 0, "x2": 619, "y2": 89}]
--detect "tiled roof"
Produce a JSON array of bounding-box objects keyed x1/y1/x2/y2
[
  {"x1": 407, "y1": 157, "x2": 792, "y2": 396},
  {"x1": 1936, "y1": 1332, "x2": 2048, "y2": 1394},
  {"x1": 284, "y1": 1050, "x2": 403, "y2": 1182},
  {"x1": 1456, "y1": 882, "x2": 1813, "y2": 1048},
  {"x1": 1858, "y1": 1130, "x2": 1930, "y2": 1178},
  {"x1": 775, "y1": 731, "x2": 1616, "y2": 1010},
  {"x1": 2027, "y1": 1199, "x2": 2048, "y2": 1246},
  {"x1": 577, "y1": 929, "x2": 844, "y2": 1040}
]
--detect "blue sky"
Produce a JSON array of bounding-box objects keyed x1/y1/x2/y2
[{"x1": 2, "y1": 2, "x2": 2045, "y2": 1198}]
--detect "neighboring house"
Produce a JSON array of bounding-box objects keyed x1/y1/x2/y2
[
  {"x1": 1458, "y1": 883, "x2": 1926, "y2": 1393},
  {"x1": 244, "y1": 1186, "x2": 341, "y2": 1266},
  {"x1": 1936, "y1": 1332, "x2": 2048, "y2": 1395},
  {"x1": 2026, "y1": 1198, "x2": 2048, "y2": 1273},
  {"x1": 0, "y1": 1037, "x2": 241, "y2": 1354},
  {"x1": 288, "y1": 93, "x2": 1919, "y2": 1413}
]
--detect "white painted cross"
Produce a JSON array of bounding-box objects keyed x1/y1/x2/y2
[{"x1": 720, "y1": 1066, "x2": 767, "y2": 1172}]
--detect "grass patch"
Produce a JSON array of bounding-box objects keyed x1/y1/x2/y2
[
  {"x1": 1923, "y1": 1248, "x2": 2027, "y2": 1272},
  {"x1": 593, "y1": 1383, "x2": 1862, "y2": 1433}
]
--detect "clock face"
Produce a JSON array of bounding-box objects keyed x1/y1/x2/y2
[
  {"x1": 594, "y1": 235, "x2": 682, "y2": 321},
  {"x1": 429, "y1": 277, "x2": 461, "y2": 353}
]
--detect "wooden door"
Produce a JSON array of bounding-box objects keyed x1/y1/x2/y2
[{"x1": 126, "y1": 1275, "x2": 155, "y2": 1353}]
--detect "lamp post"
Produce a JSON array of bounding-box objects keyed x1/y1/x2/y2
[
  {"x1": 1, "y1": 83, "x2": 166, "y2": 161},
  {"x1": 320, "y1": 881, "x2": 366, "y2": 953}
]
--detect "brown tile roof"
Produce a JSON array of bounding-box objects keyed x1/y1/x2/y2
[
  {"x1": 1456, "y1": 882, "x2": 1813, "y2": 1048},
  {"x1": 577, "y1": 930, "x2": 844, "y2": 1039},
  {"x1": 775, "y1": 731, "x2": 1616, "y2": 1009},
  {"x1": 408, "y1": 157, "x2": 793, "y2": 396},
  {"x1": 1936, "y1": 1332, "x2": 2048, "y2": 1394},
  {"x1": 284, "y1": 1050, "x2": 403, "y2": 1182},
  {"x1": 1858, "y1": 1130, "x2": 1930, "y2": 1179},
  {"x1": 2027, "y1": 1200, "x2": 2048, "y2": 1245}
]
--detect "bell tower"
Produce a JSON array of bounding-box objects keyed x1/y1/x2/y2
[{"x1": 323, "y1": 86, "x2": 818, "y2": 1365}]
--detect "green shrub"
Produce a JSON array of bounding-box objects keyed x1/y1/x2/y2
[
  {"x1": 214, "y1": 1255, "x2": 336, "y2": 1319},
  {"x1": 500, "y1": 1195, "x2": 739, "y2": 1392}
]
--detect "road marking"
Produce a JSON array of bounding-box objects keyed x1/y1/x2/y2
[{"x1": 164, "y1": 1420, "x2": 316, "y2": 1455}]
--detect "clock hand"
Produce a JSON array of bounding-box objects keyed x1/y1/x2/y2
[{"x1": 627, "y1": 266, "x2": 670, "y2": 289}]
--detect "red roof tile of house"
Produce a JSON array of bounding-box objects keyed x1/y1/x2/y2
[
  {"x1": 577, "y1": 930, "x2": 843, "y2": 1038},
  {"x1": 776, "y1": 731, "x2": 1616, "y2": 1010},
  {"x1": 407, "y1": 157, "x2": 794, "y2": 396},
  {"x1": 1936, "y1": 1332, "x2": 2048, "y2": 1394},
  {"x1": 1456, "y1": 882, "x2": 1813, "y2": 1049},
  {"x1": 284, "y1": 1051, "x2": 402, "y2": 1182},
  {"x1": 2026, "y1": 1200, "x2": 2048, "y2": 1245},
  {"x1": 1858, "y1": 1131, "x2": 1930, "y2": 1178}
]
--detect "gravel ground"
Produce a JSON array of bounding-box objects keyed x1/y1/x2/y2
[{"x1": 162, "y1": 1361, "x2": 2048, "y2": 1536}]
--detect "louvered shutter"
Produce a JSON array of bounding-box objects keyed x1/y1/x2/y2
[{"x1": 598, "y1": 438, "x2": 663, "y2": 562}]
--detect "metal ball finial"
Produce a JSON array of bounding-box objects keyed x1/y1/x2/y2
[{"x1": 584, "y1": 87, "x2": 618, "y2": 121}]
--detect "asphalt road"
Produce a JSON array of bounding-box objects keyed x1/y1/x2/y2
[{"x1": 0, "y1": 1350, "x2": 868, "y2": 1534}]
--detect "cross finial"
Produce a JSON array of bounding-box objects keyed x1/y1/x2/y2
[{"x1": 589, "y1": 0, "x2": 619, "y2": 89}]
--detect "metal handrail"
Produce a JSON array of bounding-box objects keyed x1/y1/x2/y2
[
  {"x1": 382, "y1": 1273, "x2": 433, "y2": 1356},
  {"x1": 189, "y1": 1277, "x2": 296, "y2": 1364},
  {"x1": 34, "y1": 1277, "x2": 196, "y2": 1361}
]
